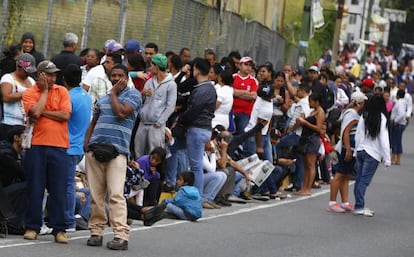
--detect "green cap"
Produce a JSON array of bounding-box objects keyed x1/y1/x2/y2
[{"x1": 151, "y1": 53, "x2": 167, "y2": 69}]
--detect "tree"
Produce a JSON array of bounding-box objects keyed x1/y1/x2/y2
[{"x1": 3, "y1": 0, "x2": 25, "y2": 46}]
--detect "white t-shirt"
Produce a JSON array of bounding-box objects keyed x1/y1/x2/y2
[
  {"x1": 0, "y1": 74, "x2": 35, "y2": 125},
  {"x1": 245, "y1": 97, "x2": 273, "y2": 135},
  {"x1": 212, "y1": 84, "x2": 233, "y2": 129},
  {"x1": 365, "y1": 62, "x2": 376, "y2": 75}
]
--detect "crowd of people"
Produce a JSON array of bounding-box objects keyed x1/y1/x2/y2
[{"x1": 0, "y1": 31, "x2": 412, "y2": 250}]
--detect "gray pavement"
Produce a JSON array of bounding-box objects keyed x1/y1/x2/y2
[{"x1": 1, "y1": 122, "x2": 414, "y2": 257}]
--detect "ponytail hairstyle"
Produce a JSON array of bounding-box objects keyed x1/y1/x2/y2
[{"x1": 363, "y1": 94, "x2": 387, "y2": 138}]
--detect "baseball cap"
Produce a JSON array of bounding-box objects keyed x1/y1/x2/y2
[
  {"x1": 308, "y1": 65, "x2": 319, "y2": 73},
  {"x1": 351, "y1": 91, "x2": 368, "y2": 103},
  {"x1": 104, "y1": 39, "x2": 116, "y2": 50},
  {"x1": 124, "y1": 39, "x2": 143, "y2": 53},
  {"x1": 107, "y1": 41, "x2": 124, "y2": 52},
  {"x1": 240, "y1": 56, "x2": 253, "y2": 64},
  {"x1": 16, "y1": 53, "x2": 37, "y2": 73},
  {"x1": 37, "y1": 60, "x2": 60, "y2": 74},
  {"x1": 360, "y1": 77, "x2": 375, "y2": 88},
  {"x1": 151, "y1": 53, "x2": 167, "y2": 69}
]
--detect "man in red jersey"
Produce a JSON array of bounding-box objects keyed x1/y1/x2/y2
[{"x1": 232, "y1": 56, "x2": 258, "y2": 157}]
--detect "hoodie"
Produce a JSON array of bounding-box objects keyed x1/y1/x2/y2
[
  {"x1": 163, "y1": 185, "x2": 202, "y2": 220},
  {"x1": 140, "y1": 73, "x2": 177, "y2": 126},
  {"x1": 20, "y1": 32, "x2": 45, "y2": 66}
]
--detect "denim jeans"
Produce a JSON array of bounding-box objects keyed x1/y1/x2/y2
[
  {"x1": 391, "y1": 124, "x2": 405, "y2": 154},
  {"x1": 75, "y1": 187, "x2": 91, "y2": 220},
  {"x1": 203, "y1": 172, "x2": 227, "y2": 202},
  {"x1": 186, "y1": 127, "x2": 212, "y2": 196},
  {"x1": 166, "y1": 203, "x2": 188, "y2": 220},
  {"x1": 24, "y1": 146, "x2": 69, "y2": 234},
  {"x1": 354, "y1": 150, "x2": 380, "y2": 210},
  {"x1": 232, "y1": 171, "x2": 245, "y2": 196},
  {"x1": 260, "y1": 166, "x2": 285, "y2": 194},
  {"x1": 66, "y1": 154, "x2": 83, "y2": 229},
  {"x1": 166, "y1": 137, "x2": 187, "y2": 186},
  {"x1": 278, "y1": 133, "x2": 303, "y2": 190}
]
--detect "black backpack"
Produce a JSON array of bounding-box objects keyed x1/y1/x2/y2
[{"x1": 321, "y1": 86, "x2": 335, "y2": 111}]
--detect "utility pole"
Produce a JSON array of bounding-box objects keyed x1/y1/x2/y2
[
  {"x1": 298, "y1": 0, "x2": 311, "y2": 72},
  {"x1": 360, "y1": 0, "x2": 374, "y2": 78},
  {"x1": 330, "y1": 0, "x2": 345, "y2": 71}
]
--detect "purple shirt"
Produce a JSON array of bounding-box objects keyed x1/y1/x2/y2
[{"x1": 137, "y1": 155, "x2": 160, "y2": 180}]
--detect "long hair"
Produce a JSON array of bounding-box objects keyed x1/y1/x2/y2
[{"x1": 363, "y1": 94, "x2": 387, "y2": 138}]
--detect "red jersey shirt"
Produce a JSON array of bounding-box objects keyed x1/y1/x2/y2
[{"x1": 232, "y1": 73, "x2": 258, "y2": 115}]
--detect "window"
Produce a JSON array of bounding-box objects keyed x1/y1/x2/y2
[
  {"x1": 351, "y1": 0, "x2": 359, "y2": 5},
  {"x1": 347, "y1": 33, "x2": 355, "y2": 42},
  {"x1": 349, "y1": 14, "x2": 357, "y2": 24}
]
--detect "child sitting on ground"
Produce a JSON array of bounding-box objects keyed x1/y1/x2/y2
[{"x1": 162, "y1": 172, "x2": 202, "y2": 221}]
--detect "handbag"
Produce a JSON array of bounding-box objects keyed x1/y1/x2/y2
[{"x1": 90, "y1": 143, "x2": 119, "y2": 162}]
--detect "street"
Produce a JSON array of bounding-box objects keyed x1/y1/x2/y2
[{"x1": 1, "y1": 122, "x2": 414, "y2": 257}]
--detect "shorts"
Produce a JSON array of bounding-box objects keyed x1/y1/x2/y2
[
  {"x1": 332, "y1": 148, "x2": 355, "y2": 175},
  {"x1": 303, "y1": 134, "x2": 321, "y2": 154}
]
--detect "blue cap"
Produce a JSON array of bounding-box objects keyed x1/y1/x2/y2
[{"x1": 124, "y1": 39, "x2": 143, "y2": 53}]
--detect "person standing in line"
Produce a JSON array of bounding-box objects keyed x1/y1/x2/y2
[
  {"x1": 63, "y1": 64, "x2": 92, "y2": 232},
  {"x1": 20, "y1": 32, "x2": 45, "y2": 67},
  {"x1": 133, "y1": 53, "x2": 177, "y2": 158},
  {"x1": 390, "y1": 89, "x2": 408, "y2": 165},
  {"x1": 177, "y1": 58, "x2": 216, "y2": 196},
  {"x1": 353, "y1": 94, "x2": 391, "y2": 217},
  {"x1": 327, "y1": 92, "x2": 366, "y2": 213},
  {"x1": 22, "y1": 60, "x2": 71, "y2": 243},
  {"x1": 83, "y1": 64, "x2": 141, "y2": 250},
  {"x1": 0, "y1": 53, "x2": 36, "y2": 140},
  {"x1": 50, "y1": 32, "x2": 83, "y2": 85}
]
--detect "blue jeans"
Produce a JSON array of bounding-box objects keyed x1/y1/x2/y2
[
  {"x1": 166, "y1": 203, "x2": 188, "y2": 220},
  {"x1": 203, "y1": 172, "x2": 227, "y2": 202},
  {"x1": 24, "y1": 146, "x2": 69, "y2": 234},
  {"x1": 232, "y1": 171, "x2": 245, "y2": 196},
  {"x1": 278, "y1": 133, "x2": 303, "y2": 190},
  {"x1": 391, "y1": 124, "x2": 405, "y2": 154},
  {"x1": 354, "y1": 150, "x2": 380, "y2": 210},
  {"x1": 186, "y1": 127, "x2": 212, "y2": 196},
  {"x1": 166, "y1": 137, "x2": 188, "y2": 186},
  {"x1": 75, "y1": 187, "x2": 91, "y2": 220},
  {"x1": 260, "y1": 166, "x2": 284, "y2": 194},
  {"x1": 66, "y1": 154, "x2": 83, "y2": 229}
]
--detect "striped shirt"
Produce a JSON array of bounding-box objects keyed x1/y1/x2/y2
[{"x1": 89, "y1": 87, "x2": 142, "y2": 155}]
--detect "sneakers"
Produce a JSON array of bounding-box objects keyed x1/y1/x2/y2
[
  {"x1": 227, "y1": 195, "x2": 247, "y2": 204},
  {"x1": 207, "y1": 201, "x2": 221, "y2": 209},
  {"x1": 23, "y1": 230, "x2": 38, "y2": 240},
  {"x1": 215, "y1": 197, "x2": 232, "y2": 207},
  {"x1": 106, "y1": 237, "x2": 128, "y2": 250},
  {"x1": 87, "y1": 235, "x2": 103, "y2": 246},
  {"x1": 65, "y1": 227, "x2": 76, "y2": 233},
  {"x1": 39, "y1": 224, "x2": 53, "y2": 235},
  {"x1": 202, "y1": 201, "x2": 215, "y2": 209},
  {"x1": 162, "y1": 184, "x2": 175, "y2": 193},
  {"x1": 239, "y1": 192, "x2": 252, "y2": 200},
  {"x1": 55, "y1": 232, "x2": 68, "y2": 244},
  {"x1": 353, "y1": 208, "x2": 375, "y2": 217},
  {"x1": 341, "y1": 203, "x2": 354, "y2": 212},
  {"x1": 326, "y1": 203, "x2": 346, "y2": 213}
]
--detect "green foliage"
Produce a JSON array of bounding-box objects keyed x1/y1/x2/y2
[
  {"x1": 4, "y1": 0, "x2": 25, "y2": 45},
  {"x1": 306, "y1": 7, "x2": 336, "y2": 66}
]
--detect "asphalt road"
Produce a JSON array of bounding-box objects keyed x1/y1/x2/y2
[{"x1": 1, "y1": 122, "x2": 414, "y2": 257}]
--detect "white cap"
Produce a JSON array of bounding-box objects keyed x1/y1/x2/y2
[{"x1": 351, "y1": 91, "x2": 368, "y2": 103}]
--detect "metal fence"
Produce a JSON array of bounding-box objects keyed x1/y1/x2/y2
[{"x1": 0, "y1": 0, "x2": 298, "y2": 69}]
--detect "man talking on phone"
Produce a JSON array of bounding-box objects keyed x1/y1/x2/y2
[{"x1": 84, "y1": 64, "x2": 141, "y2": 250}]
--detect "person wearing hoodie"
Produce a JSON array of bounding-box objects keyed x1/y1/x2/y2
[
  {"x1": 162, "y1": 172, "x2": 202, "y2": 220},
  {"x1": 133, "y1": 54, "x2": 177, "y2": 158},
  {"x1": 20, "y1": 32, "x2": 45, "y2": 67}
]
